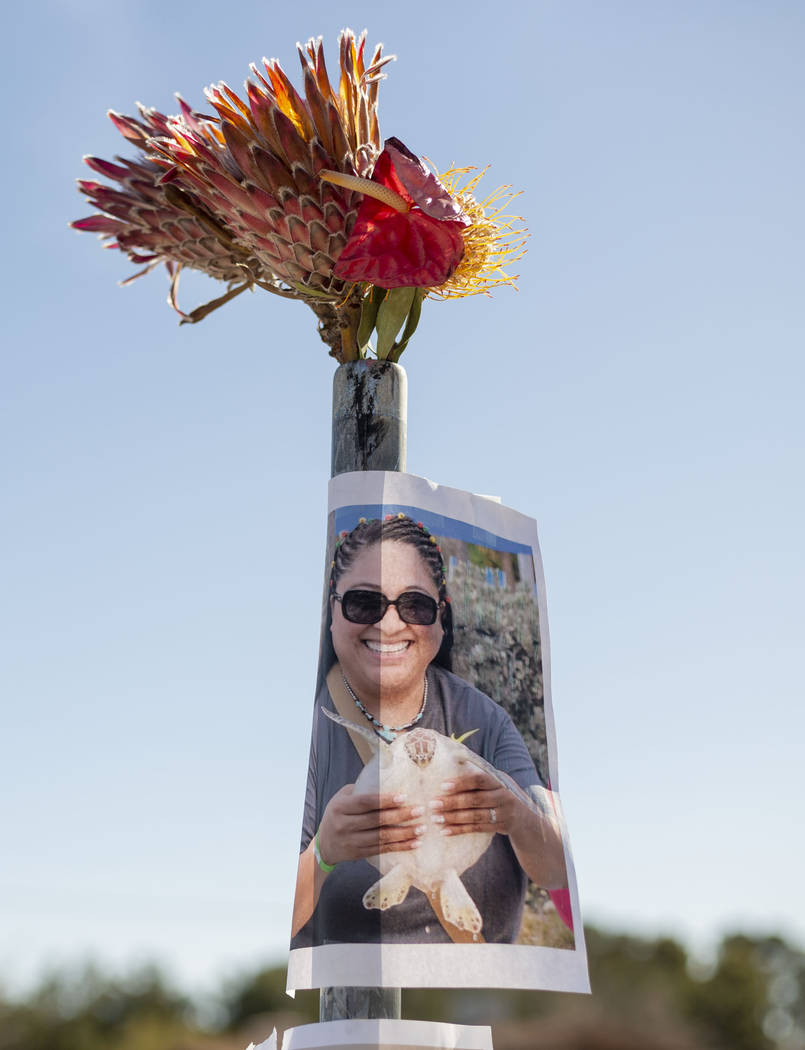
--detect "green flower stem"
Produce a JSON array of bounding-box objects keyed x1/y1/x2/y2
[
  {"x1": 357, "y1": 286, "x2": 386, "y2": 353},
  {"x1": 387, "y1": 288, "x2": 425, "y2": 362},
  {"x1": 375, "y1": 287, "x2": 417, "y2": 359}
]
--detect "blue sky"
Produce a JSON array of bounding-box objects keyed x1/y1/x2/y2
[{"x1": 3, "y1": 0, "x2": 804, "y2": 998}]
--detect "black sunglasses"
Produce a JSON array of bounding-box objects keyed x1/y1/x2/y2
[{"x1": 333, "y1": 589, "x2": 441, "y2": 626}]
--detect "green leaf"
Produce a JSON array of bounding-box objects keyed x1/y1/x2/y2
[
  {"x1": 375, "y1": 287, "x2": 417, "y2": 359},
  {"x1": 356, "y1": 286, "x2": 386, "y2": 352},
  {"x1": 387, "y1": 288, "x2": 425, "y2": 362}
]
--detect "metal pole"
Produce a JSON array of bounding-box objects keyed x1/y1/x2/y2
[
  {"x1": 320, "y1": 358, "x2": 407, "y2": 1022},
  {"x1": 330, "y1": 359, "x2": 407, "y2": 478}
]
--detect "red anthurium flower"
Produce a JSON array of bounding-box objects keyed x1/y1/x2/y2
[{"x1": 329, "y1": 137, "x2": 470, "y2": 288}]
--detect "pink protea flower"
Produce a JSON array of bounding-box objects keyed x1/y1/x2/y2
[{"x1": 73, "y1": 31, "x2": 389, "y2": 358}]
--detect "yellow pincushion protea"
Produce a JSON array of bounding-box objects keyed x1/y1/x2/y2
[{"x1": 428, "y1": 167, "x2": 528, "y2": 300}]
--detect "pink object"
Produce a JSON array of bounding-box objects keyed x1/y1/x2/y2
[{"x1": 549, "y1": 888, "x2": 574, "y2": 930}]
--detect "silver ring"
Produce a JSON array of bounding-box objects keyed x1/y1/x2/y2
[{"x1": 489, "y1": 808, "x2": 497, "y2": 825}]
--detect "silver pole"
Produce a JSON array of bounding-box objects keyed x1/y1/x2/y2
[
  {"x1": 331, "y1": 360, "x2": 407, "y2": 477},
  {"x1": 320, "y1": 359, "x2": 407, "y2": 1022}
]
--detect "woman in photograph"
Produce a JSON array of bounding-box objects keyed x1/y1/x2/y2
[{"x1": 291, "y1": 513, "x2": 567, "y2": 947}]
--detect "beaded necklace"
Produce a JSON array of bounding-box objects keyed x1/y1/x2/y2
[{"x1": 340, "y1": 670, "x2": 428, "y2": 742}]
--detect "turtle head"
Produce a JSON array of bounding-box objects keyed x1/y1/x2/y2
[{"x1": 403, "y1": 728, "x2": 438, "y2": 768}]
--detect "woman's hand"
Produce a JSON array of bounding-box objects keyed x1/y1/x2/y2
[
  {"x1": 317, "y1": 785, "x2": 425, "y2": 867},
  {"x1": 292, "y1": 786, "x2": 424, "y2": 937},
  {"x1": 431, "y1": 767, "x2": 568, "y2": 891},
  {"x1": 429, "y1": 768, "x2": 529, "y2": 838}
]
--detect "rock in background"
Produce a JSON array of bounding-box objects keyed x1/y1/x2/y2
[
  {"x1": 441, "y1": 545, "x2": 548, "y2": 785},
  {"x1": 438, "y1": 542, "x2": 569, "y2": 948}
]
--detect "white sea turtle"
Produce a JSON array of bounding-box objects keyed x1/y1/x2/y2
[{"x1": 323, "y1": 708, "x2": 546, "y2": 937}]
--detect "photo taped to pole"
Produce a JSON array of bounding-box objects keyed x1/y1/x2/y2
[{"x1": 287, "y1": 472, "x2": 589, "y2": 993}]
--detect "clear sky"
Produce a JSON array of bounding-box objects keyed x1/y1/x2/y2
[{"x1": 3, "y1": 0, "x2": 803, "y2": 1000}]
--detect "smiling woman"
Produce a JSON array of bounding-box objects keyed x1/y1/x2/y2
[
  {"x1": 329, "y1": 520, "x2": 448, "y2": 719},
  {"x1": 290, "y1": 514, "x2": 568, "y2": 950}
]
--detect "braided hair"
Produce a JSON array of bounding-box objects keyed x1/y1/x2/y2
[{"x1": 324, "y1": 513, "x2": 454, "y2": 672}]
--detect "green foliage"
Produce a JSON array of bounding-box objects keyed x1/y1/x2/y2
[
  {"x1": 2, "y1": 929, "x2": 804, "y2": 1050},
  {"x1": 465, "y1": 543, "x2": 505, "y2": 572},
  {"x1": 0, "y1": 963, "x2": 192, "y2": 1050},
  {"x1": 220, "y1": 966, "x2": 317, "y2": 1030},
  {"x1": 685, "y1": 935, "x2": 775, "y2": 1050}
]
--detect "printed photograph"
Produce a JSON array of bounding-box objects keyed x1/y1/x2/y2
[{"x1": 287, "y1": 472, "x2": 588, "y2": 992}]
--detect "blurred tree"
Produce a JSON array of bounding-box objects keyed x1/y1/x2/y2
[
  {"x1": 220, "y1": 966, "x2": 317, "y2": 1030},
  {"x1": 0, "y1": 963, "x2": 192, "y2": 1050},
  {"x1": 759, "y1": 935, "x2": 805, "y2": 1048},
  {"x1": 2, "y1": 929, "x2": 804, "y2": 1050},
  {"x1": 685, "y1": 933, "x2": 805, "y2": 1050}
]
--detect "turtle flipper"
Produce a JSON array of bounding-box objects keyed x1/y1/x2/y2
[
  {"x1": 362, "y1": 865, "x2": 413, "y2": 911},
  {"x1": 458, "y1": 748, "x2": 551, "y2": 818},
  {"x1": 322, "y1": 706, "x2": 388, "y2": 757},
  {"x1": 439, "y1": 868, "x2": 483, "y2": 934}
]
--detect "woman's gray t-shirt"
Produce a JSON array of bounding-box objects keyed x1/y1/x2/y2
[{"x1": 292, "y1": 664, "x2": 542, "y2": 947}]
